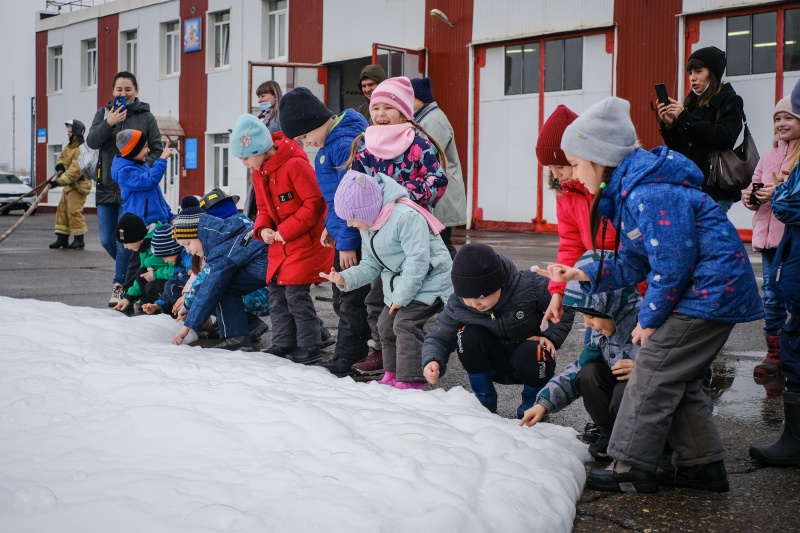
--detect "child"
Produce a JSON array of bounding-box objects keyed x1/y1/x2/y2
[
  {"x1": 539, "y1": 97, "x2": 763, "y2": 493},
  {"x1": 230, "y1": 114, "x2": 332, "y2": 363},
  {"x1": 422, "y1": 244, "x2": 573, "y2": 417},
  {"x1": 321, "y1": 171, "x2": 452, "y2": 389},
  {"x1": 111, "y1": 129, "x2": 173, "y2": 225},
  {"x1": 141, "y1": 224, "x2": 192, "y2": 317},
  {"x1": 279, "y1": 87, "x2": 374, "y2": 376},
  {"x1": 171, "y1": 207, "x2": 268, "y2": 352},
  {"x1": 111, "y1": 213, "x2": 175, "y2": 313},
  {"x1": 48, "y1": 120, "x2": 92, "y2": 250},
  {"x1": 742, "y1": 95, "x2": 798, "y2": 377},
  {"x1": 520, "y1": 252, "x2": 641, "y2": 460}
]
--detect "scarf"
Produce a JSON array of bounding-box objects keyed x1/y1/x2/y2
[
  {"x1": 364, "y1": 123, "x2": 415, "y2": 160},
  {"x1": 369, "y1": 196, "x2": 445, "y2": 235}
]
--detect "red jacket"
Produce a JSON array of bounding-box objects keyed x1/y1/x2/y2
[
  {"x1": 549, "y1": 180, "x2": 618, "y2": 295},
  {"x1": 253, "y1": 134, "x2": 334, "y2": 285}
]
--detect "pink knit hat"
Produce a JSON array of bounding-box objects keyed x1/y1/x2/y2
[
  {"x1": 370, "y1": 77, "x2": 415, "y2": 120},
  {"x1": 334, "y1": 170, "x2": 384, "y2": 225},
  {"x1": 775, "y1": 95, "x2": 800, "y2": 121}
]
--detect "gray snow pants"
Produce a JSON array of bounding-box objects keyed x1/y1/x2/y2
[
  {"x1": 268, "y1": 282, "x2": 321, "y2": 349},
  {"x1": 377, "y1": 299, "x2": 443, "y2": 382}
]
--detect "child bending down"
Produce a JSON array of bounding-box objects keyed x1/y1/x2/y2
[
  {"x1": 141, "y1": 224, "x2": 193, "y2": 317},
  {"x1": 321, "y1": 171, "x2": 453, "y2": 389}
]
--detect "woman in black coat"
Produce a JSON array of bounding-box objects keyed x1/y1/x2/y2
[{"x1": 658, "y1": 46, "x2": 745, "y2": 213}]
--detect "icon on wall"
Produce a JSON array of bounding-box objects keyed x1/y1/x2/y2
[{"x1": 184, "y1": 17, "x2": 201, "y2": 53}]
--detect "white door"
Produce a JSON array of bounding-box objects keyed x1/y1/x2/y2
[{"x1": 162, "y1": 140, "x2": 180, "y2": 213}]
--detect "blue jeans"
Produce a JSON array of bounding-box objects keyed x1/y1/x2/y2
[
  {"x1": 761, "y1": 248, "x2": 788, "y2": 336},
  {"x1": 97, "y1": 203, "x2": 131, "y2": 285},
  {"x1": 715, "y1": 198, "x2": 734, "y2": 214}
]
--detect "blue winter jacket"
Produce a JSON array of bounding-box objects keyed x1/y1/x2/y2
[
  {"x1": 579, "y1": 147, "x2": 764, "y2": 329},
  {"x1": 111, "y1": 155, "x2": 173, "y2": 224},
  {"x1": 314, "y1": 109, "x2": 368, "y2": 251},
  {"x1": 184, "y1": 214, "x2": 268, "y2": 331}
]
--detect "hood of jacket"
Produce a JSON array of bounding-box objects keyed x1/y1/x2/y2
[
  {"x1": 358, "y1": 64, "x2": 387, "y2": 87},
  {"x1": 375, "y1": 172, "x2": 411, "y2": 206},
  {"x1": 327, "y1": 108, "x2": 368, "y2": 148},
  {"x1": 197, "y1": 212, "x2": 251, "y2": 250},
  {"x1": 262, "y1": 132, "x2": 309, "y2": 172}
]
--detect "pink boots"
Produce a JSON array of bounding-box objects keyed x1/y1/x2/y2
[
  {"x1": 376, "y1": 371, "x2": 397, "y2": 386},
  {"x1": 373, "y1": 371, "x2": 426, "y2": 390}
]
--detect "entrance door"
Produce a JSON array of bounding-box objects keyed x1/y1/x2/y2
[
  {"x1": 163, "y1": 139, "x2": 180, "y2": 212},
  {"x1": 372, "y1": 44, "x2": 427, "y2": 79}
]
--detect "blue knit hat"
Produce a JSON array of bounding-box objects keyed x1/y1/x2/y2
[
  {"x1": 151, "y1": 224, "x2": 183, "y2": 257},
  {"x1": 410, "y1": 78, "x2": 434, "y2": 104},
  {"x1": 230, "y1": 114, "x2": 273, "y2": 159}
]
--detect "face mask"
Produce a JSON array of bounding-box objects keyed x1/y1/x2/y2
[{"x1": 260, "y1": 101, "x2": 273, "y2": 112}]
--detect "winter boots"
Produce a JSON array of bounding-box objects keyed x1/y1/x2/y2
[
  {"x1": 468, "y1": 372, "x2": 498, "y2": 413},
  {"x1": 68, "y1": 235, "x2": 85, "y2": 249},
  {"x1": 656, "y1": 460, "x2": 730, "y2": 492},
  {"x1": 48, "y1": 233, "x2": 69, "y2": 249},
  {"x1": 754, "y1": 335, "x2": 782, "y2": 377},
  {"x1": 376, "y1": 371, "x2": 397, "y2": 386},
  {"x1": 517, "y1": 384, "x2": 541, "y2": 419},
  {"x1": 352, "y1": 345, "x2": 384, "y2": 376},
  {"x1": 749, "y1": 391, "x2": 800, "y2": 466}
]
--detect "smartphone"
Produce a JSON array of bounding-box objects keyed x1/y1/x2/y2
[
  {"x1": 750, "y1": 182, "x2": 765, "y2": 205},
  {"x1": 113, "y1": 96, "x2": 127, "y2": 112},
  {"x1": 655, "y1": 83, "x2": 670, "y2": 106}
]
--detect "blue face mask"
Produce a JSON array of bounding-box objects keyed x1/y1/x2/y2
[{"x1": 260, "y1": 101, "x2": 273, "y2": 113}]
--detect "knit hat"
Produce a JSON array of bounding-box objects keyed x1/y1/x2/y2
[
  {"x1": 451, "y1": 244, "x2": 507, "y2": 299},
  {"x1": 536, "y1": 105, "x2": 579, "y2": 166},
  {"x1": 370, "y1": 77, "x2": 415, "y2": 120},
  {"x1": 410, "y1": 77, "x2": 434, "y2": 104},
  {"x1": 200, "y1": 188, "x2": 240, "y2": 219},
  {"x1": 150, "y1": 224, "x2": 183, "y2": 257},
  {"x1": 115, "y1": 212, "x2": 147, "y2": 243},
  {"x1": 358, "y1": 64, "x2": 388, "y2": 89},
  {"x1": 173, "y1": 206, "x2": 203, "y2": 240},
  {"x1": 278, "y1": 87, "x2": 335, "y2": 140},
  {"x1": 561, "y1": 97, "x2": 637, "y2": 168},
  {"x1": 688, "y1": 46, "x2": 726, "y2": 81},
  {"x1": 180, "y1": 195, "x2": 201, "y2": 211},
  {"x1": 116, "y1": 129, "x2": 147, "y2": 161},
  {"x1": 230, "y1": 114, "x2": 274, "y2": 159},
  {"x1": 774, "y1": 96, "x2": 800, "y2": 121},
  {"x1": 333, "y1": 170, "x2": 384, "y2": 225}
]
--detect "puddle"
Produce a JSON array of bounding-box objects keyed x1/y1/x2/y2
[{"x1": 710, "y1": 353, "x2": 785, "y2": 427}]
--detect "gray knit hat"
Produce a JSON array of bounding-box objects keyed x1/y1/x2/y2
[{"x1": 561, "y1": 97, "x2": 637, "y2": 167}]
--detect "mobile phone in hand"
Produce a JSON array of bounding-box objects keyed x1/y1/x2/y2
[
  {"x1": 113, "y1": 96, "x2": 127, "y2": 112},
  {"x1": 655, "y1": 83, "x2": 670, "y2": 106},
  {"x1": 750, "y1": 182, "x2": 765, "y2": 205}
]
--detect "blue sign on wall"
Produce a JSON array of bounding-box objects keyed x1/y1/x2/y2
[
  {"x1": 185, "y1": 138, "x2": 198, "y2": 169},
  {"x1": 37, "y1": 128, "x2": 46, "y2": 144}
]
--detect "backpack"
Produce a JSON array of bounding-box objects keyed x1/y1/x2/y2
[{"x1": 78, "y1": 142, "x2": 100, "y2": 182}]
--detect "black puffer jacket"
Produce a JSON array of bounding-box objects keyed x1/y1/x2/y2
[
  {"x1": 659, "y1": 83, "x2": 744, "y2": 201},
  {"x1": 86, "y1": 98, "x2": 163, "y2": 205},
  {"x1": 421, "y1": 254, "x2": 575, "y2": 378}
]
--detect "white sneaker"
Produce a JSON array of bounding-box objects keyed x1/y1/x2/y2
[{"x1": 108, "y1": 283, "x2": 124, "y2": 307}]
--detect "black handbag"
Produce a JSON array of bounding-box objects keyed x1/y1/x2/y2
[{"x1": 707, "y1": 115, "x2": 760, "y2": 193}]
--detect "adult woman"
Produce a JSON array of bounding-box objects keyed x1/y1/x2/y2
[
  {"x1": 87, "y1": 71, "x2": 163, "y2": 306},
  {"x1": 244, "y1": 80, "x2": 284, "y2": 219},
  {"x1": 658, "y1": 46, "x2": 745, "y2": 213}
]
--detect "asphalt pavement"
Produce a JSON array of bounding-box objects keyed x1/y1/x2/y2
[{"x1": 1, "y1": 212, "x2": 798, "y2": 532}]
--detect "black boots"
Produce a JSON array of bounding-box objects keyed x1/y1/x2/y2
[
  {"x1": 750, "y1": 391, "x2": 800, "y2": 467},
  {"x1": 68, "y1": 235, "x2": 85, "y2": 249},
  {"x1": 49, "y1": 233, "x2": 69, "y2": 249},
  {"x1": 656, "y1": 460, "x2": 730, "y2": 492}
]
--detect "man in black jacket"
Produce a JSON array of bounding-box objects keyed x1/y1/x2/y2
[{"x1": 422, "y1": 244, "x2": 574, "y2": 418}]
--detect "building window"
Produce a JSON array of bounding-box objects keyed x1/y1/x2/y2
[
  {"x1": 504, "y1": 44, "x2": 539, "y2": 96},
  {"x1": 83, "y1": 39, "x2": 97, "y2": 89},
  {"x1": 545, "y1": 37, "x2": 583, "y2": 92},
  {"x1": 786, "y1": 9, "x2": 800, "y2": 72},
  {"x1": 164, "y1": 21, "x2": 181, "y2": 75},
  {"x1": 726, "y1": 12, "x2": 777, "y2": 76},
  {"x1": 213, "y1": 11, "x2": 230, "y2": 68},
  {"x1": 214, "y1": 134, "x2": 229, "y2": 188},
  {"x1": 125, "y1": 30, "x2": 138, "y2": 75},
  {"x1": 50, "y1": 145, "x2": 63, "y2": 176},
  {"x1": 268, "y1": 0, "x2": 287, "y2": 60},
  {"x1": 50, "y1": 46, "x2": 63, "y2": 93}
]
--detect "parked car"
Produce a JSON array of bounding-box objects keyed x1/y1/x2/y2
[{"x1": 0, "y1": 173, "x2": 36, "y2": 215}]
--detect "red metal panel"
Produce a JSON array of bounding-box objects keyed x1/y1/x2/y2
[
  {"x1": 179, "y1": 0, "x2": 208, "y2": 197},
  {"x1": 424, "y1": 0, "x2": 473, "y2": 222},
  {"x1": 96, "y1": 15, "x2": 119, "y2": 108},
  {"x1": 35, "y1": 31, "x2": 48, "y2": 190},
  {"x1": 614, "y1": 0, "x2": 682, "y2": 150},
  {"x1": 288, "y1": 0, "x2": 322, "y2": 63}
]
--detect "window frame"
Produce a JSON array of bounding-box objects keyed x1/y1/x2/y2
[
  {"x1": 268, "y1": 0, "x2": 288, "y2": 61},
  {"x1": 83, "y1": 38, "x2": 98, "y2": 89},
  {"x1": 213, "y1": 134, "x2": 230, "y2": 188},
  {"x1": 211, "y1": 10, "x2": 231, "y2": 70},
  {"x1": 725, "y1": 11, "x2": 778, "y2": 77},
  {"x1": 503, "y1": 35, "x2": 584, "y2": 97},
  {"x1": 49, "y1": 144, "x2": 63, "y2": 177},
  {"x1": 164, "y1": 20, "x2": 181, "y2": 77},
  {"x1": 124, "y1": 29, "x2": 138, "y2": 76},
  {"x1": 50, "y1": 46, "x2": 63, "y2": 94}
]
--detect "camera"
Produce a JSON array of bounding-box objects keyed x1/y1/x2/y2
[{"x1": 750, "y1": 182, "x2": 765, "y2": 205}]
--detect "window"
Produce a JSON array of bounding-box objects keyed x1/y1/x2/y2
[
  {"x1": 125, "y1": 30, "x2": 138, "y2": 75},
  {"x1": 164, "y1": 21, "x2": 181, "y2": 75},
  {"x1": 50, "y1": 46, "x2": 63, "y2": 93},
  {"x1": 504, "y1": 44, "x2": 539, "y2": 95},
  {"x1": 268, "y1": 0, "x2": 287, "y2": 60},
  {"x1": 214, "y1": 134, "x2": 229, "y2": 188},
  {"x1": 545, "y1": 37, "x2": 583, "y2": 92},
  {"x1": 786, "y1": 9, "x2": 800, "y2": 72},
  {"x1": 726, "y1": 12, "x2": 777, "y2": 76},
  {"x1": 213, "y1": 11, "x2": 230, "y2": 68},
  {"x1": 83, "y1": 39, "x2": 97, "y2": 88},
  {"x1": 49, "y1": 145, "x2": 63, "y2": 176}
]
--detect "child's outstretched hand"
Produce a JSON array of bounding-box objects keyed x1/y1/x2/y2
[
  {"x1": 172, "y1": 295, "x2": 185, "y2": 316},
  {"x1": 319, "y1": 268, "x2": 346, "y2": 289},
  {"x1": 160, "y1": 145, "x2": 173, "y2": 159},
  {"x1": 541, "y1": 293, "x2": 564, "y2": 328},
  {"x1": 172, "y1": 325, "x2": 191, "y2": 345},
  {"x1": 611, "y1": 359, "x2": 635, "y2": 381},
  {"x1": 519, "y1": 404, "x2": 547, "y2": 427},
  {"x1": 113, "y1": 298, "x2": 130, "y2": 312},
  {"x1": 142, "y1": 303, "x2": 159, "y2": 315},
  {"x1": 424, "y1": 361, "x2": 440, "y2": 384},
  {"x1": 531, "y1": 263, "x2": 588, "y2": 283}
]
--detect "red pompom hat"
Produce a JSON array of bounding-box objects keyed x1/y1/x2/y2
[{"x1": 536, "y1": 105, "x2": 579, "y2": 166}]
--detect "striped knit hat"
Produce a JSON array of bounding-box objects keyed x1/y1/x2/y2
[
  {"x1": 151, "y1": 224, "x2": 183, "y2": 257},
  {"x1": 370, "y1": 77, "x2": 415, "y2": 120},
  {"x1": 173, "y1": 207, "x2": 203, "y2": 240},
  {"x1": 116, "y1": 129, "x2": 147, "y2": 161}
]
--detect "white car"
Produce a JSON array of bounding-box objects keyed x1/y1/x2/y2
[{"x1": 0, "y1": 173, "x2": 35, "y2": 215}]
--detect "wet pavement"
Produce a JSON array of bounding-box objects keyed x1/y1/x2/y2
[{"x1": 2, "y1": 213, "x2": 799, "y2": 531}]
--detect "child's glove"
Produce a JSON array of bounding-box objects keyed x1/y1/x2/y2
[{"x1": 532, "y1": 343, "x2": 556, "y2": 387}]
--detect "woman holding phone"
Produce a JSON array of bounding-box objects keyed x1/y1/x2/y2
[
  {"x1": 657, "y1": 46, "x2": 745, "y2": 214},
  {"x1": 87, "y1": 71, "x2": 164, "y2": 307}
]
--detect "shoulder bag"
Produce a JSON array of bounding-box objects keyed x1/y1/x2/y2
[{"x1": 707, "y1": 111, "x2": 760, "y2": 193}]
